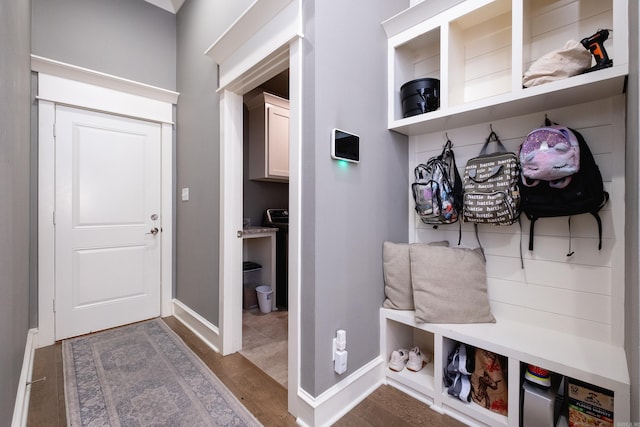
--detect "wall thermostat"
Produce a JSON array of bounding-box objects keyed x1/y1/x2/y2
[{"x1": 331, "y1": 128, "x2": 360, "y2": 163}]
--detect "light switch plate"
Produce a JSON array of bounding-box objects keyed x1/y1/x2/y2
[{"x1": 181, "y1": 188, "x2": 189, "y2": 201}]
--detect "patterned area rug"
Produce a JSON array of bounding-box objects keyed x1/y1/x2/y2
[{"x1": 63, "y1": 318, "x2": 262, "y2": 426}]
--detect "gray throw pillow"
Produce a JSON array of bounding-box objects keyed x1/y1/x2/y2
[
  {"x1": 410, "y1": 245, "x2": 495, "y2": 323},
  {"x1": 382, "y1": 242, "x2": 412, "y2": 310},
  {"x1": 382, "y1": 241, "x2": 449, "y2": 310}
]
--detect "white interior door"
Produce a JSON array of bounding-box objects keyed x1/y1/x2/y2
[{"x1": 54, "y1": 106, "x2": 162, "y2": 340}]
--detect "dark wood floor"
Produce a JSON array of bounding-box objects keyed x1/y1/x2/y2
[{"x1": 27, "y1": 316, "x2": 464, "y2": 426}]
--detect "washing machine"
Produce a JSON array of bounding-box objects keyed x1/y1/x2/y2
[{"x1": 263, "y1": 208, "x2": 288, "y2": 309}]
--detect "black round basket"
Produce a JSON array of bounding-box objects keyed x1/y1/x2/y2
[{"x1": 400, "y1": 78, "x2": 440, "y2": 118}]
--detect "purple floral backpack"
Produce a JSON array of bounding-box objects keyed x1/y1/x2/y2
[
  {"x1": 519, "y1": 125, "x2": 580, "y2": 189},
  {"x1": 518, "y1": 118, "x2": 609, "y2": 253}
]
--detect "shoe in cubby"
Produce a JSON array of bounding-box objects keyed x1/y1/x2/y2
[
  {"x1": 388, "y1": 348, "x2": 410, "y2": 371},
  {"x1": 406, "y1": 346, "x2": 431, "y2": 372}
]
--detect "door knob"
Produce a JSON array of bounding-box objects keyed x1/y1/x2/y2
[{"x1": 146, "y1": 227, "x2": 159, "y2": 235}]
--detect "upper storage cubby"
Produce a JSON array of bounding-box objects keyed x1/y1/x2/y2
[
  {"x1": 448, "y1": 0, "x2": 512, "y2": 107},
  {"x1": 383, "y1": 0, "x2": 628, "y2": 136}
]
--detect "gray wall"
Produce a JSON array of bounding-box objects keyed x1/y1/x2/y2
[
  {"x1": 175, "y1": 0, "x2": 253, "y2": 323},
  {"x1": 32, "y1": 0, "x2": 176, "y2": 90},
  {"x1": 300, "y1": 0, "x2": 408, "y2": 395},
  {"x1": 175, "y1": 0, "x2": 408, "y2": 396},
  {"x1": 626, "y1": 0, "x2": 640, "y2": 421},
  {"x1": 0, "y1": 0, "x2": 31, "y2": 422}
]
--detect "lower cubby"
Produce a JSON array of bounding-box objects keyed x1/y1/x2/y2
[
  {"x1": 383, "y1": 318, "x2": 436, "y2": 399},
  {"x1": 519, "y1": 361, "x2": 616, "y2": 427},
  {"x1": 520, "y1": 363, "x2": 565, "y2": 427},
  {"x1": 380, "y1": 308, "x2": 629, "y2": 426},
  {"x1": 441, "y1": 338, "x2": 510, "y2": 427}
]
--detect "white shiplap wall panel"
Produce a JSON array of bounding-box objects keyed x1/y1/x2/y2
[
  {"x1": 464, "y1": 69, "x2": 512, "y2": 103},
  {"x1": 416, "y1": 209, "x2": 613, "y2": 239},
  {"x1": 522, "y1": 210, "x2": 613, "y2": 239},
  {"x1": 409, "y1": 95, "x2": 624, "y2": 344},
  {"x1": 531, "y1": 1, "x2": 611, "y2": 35},
  {"x1": 485, "y1": 255, "x2": 611, "y2": 295},
  {"x1": 412, "y1": 33, "x2": 440, "y2": 79},
  {"x1": 522, "y1": 235, "x2": 613, "y2": 266},
  {"x1": 489, "y1": 301, "x2": 612, "y2": 341},
  {"x1": 526, "y1": 1, "x2": 613, "y2": 69},
  {"x1": 487, "y1": 278, "x2": 611, "y2": 323},
  {"x1": 465, "y1": 47, "x2": 512, "y2": 82},
  {"x1": 414, "y1": 54, "x2": 441, "y2": 79},
  {"x1": 465, "y1": 22, "x2": 512, "y2": 80}
]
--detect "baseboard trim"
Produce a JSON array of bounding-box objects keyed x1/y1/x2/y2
[
  {"x1": 171, "y1": 299, "x2": 221, "y2": 354},
  {"x1": 295, "y1": 356, "x2": 385, "y2": 426},
  {"x1": 12, "y1": 328, "x2": 38, "y2": 427}
]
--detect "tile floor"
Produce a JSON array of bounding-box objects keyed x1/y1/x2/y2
[{"x1": 240, "y1": 308, "x2": 288, "y2": 387}]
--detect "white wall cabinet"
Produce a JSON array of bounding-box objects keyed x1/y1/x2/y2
[
  {"x1": 380, "y1": 0, "x2": 630, "y2": 425},
  {"x1": 246, "y1": 91, "x2": 290, "y2": 182}
]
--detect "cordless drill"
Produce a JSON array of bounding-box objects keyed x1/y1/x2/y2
[{"x1": 581, "y1": 29, "x2": 613, "y2": 73}]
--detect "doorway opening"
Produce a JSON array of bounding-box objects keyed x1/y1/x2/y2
[{"x1": 239, "y1": 69, "x2": 290, "y2": 387}]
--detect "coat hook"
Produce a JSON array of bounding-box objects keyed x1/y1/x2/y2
[{"x1": 442, "y1": 133, "x2": 452, "y2": 150}]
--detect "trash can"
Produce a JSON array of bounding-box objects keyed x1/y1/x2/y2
[
  {"x1": 242, "y1": 261, "x2": 262, "y2": 310},
  {"x1": 255, "y1": 285, "x2": 273, "y2": 314},
  {"x1": 243, "y1": 283, "x2": 258, "y2": 310}
]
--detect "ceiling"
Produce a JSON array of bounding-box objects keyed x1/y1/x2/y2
[{"x1": 143, "y1": 0, "x2": 185, "y2": 13}]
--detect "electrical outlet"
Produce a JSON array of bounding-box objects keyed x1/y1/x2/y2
[
  {"x1": 332, "y1": 338, "x2": 337, "y2": 361},
  {"x1": 334, "y1": 350, "x2": 348, "y2": 374},
  {"x1": 336, "y1": 329, "x2": 346, "y2": 350},
  {"x1": 333, "y1": 330, "x2": 347, "y2": 362}
]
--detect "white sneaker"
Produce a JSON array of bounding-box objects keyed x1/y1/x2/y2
[
  {"x1": 406, "y1": 347, "x2": 427, "y2": 372},
  {"x1": 388, "y1": 348, "x2": 409, "y2": 371}
]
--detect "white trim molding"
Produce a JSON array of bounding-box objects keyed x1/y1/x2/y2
[
  {"x1": 171, "y1": 299, "x2": 221, "y2": 353},
  {"x1": 295, "y1": 357, "x2": 385, "y2": 427},
  {"x1": 31, "y1": 55, "x2": 179, "y2": 106},
  {"x1": 36, "y1": 67, "x2": 176, "y2": 346},
  {"x1": 143, "y1": 0, "x2": 186, "y2": 14},
  {"x1": 204, "y1": 0, "x2": 302, "y2": 92},
  {"x1": 206, "y1": 1, "x2": 315, "y2": 422},
  {"x1": 37, "y1": 100, "x2": 56, "y2": 347},
  {"x1": 11, "y1": 329, "x2": 38, "y2": 427},
  {"x1": 36, "y1": 72, "x2": 175, "y2": 125},
  {"x1": 287, "y1": 35, "x2": 303, "y2": 416},
  {"x1": 160, "y1": 122, "x2": 174, "y2": 317}
]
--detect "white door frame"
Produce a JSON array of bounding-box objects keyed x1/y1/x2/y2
[
  {"x1": 205, "y1": 0, "x2": 303, "y2": 417},
  {"x1": 33, "y1": 56, "x2": 179, "y2": 347}
]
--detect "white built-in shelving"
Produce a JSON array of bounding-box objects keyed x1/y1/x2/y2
[
  {"x1": 383, "y1": 0, "x2": 628, "y2": 135},
  {"x1": 381, "y1": 308, "x2": 630, "y2": 426},
  {"x1": 380, "y1": 1, "x2": 631, "y2": 425}
]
